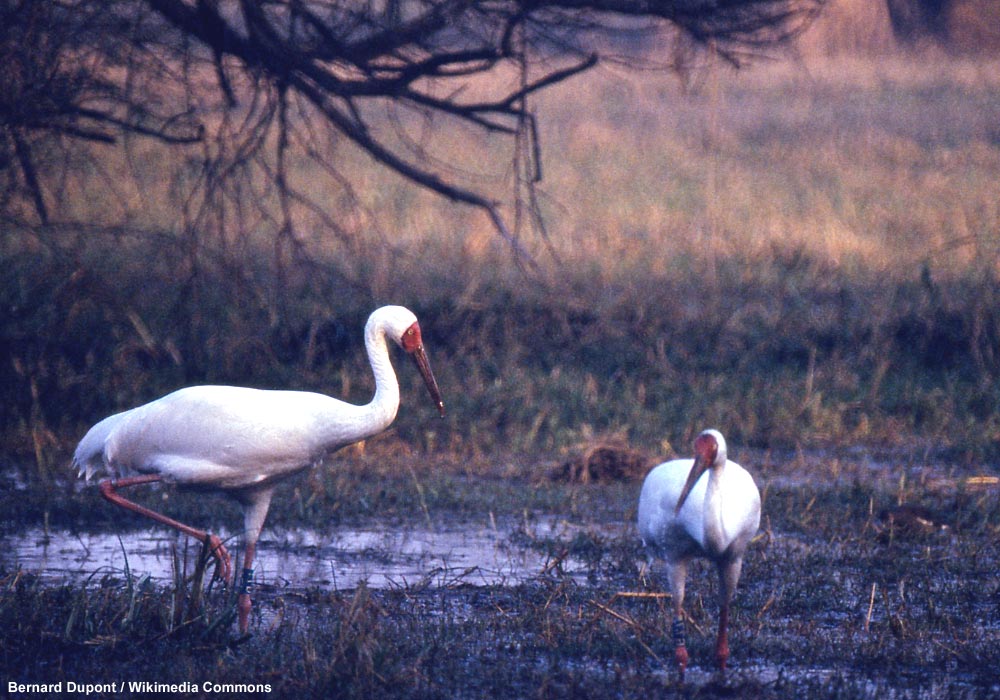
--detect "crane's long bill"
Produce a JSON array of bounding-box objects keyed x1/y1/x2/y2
[
  {"x1": 412, "y1": 347, "x2": 445, "y2": 417},
  {"x1": 674, "y1": 456, "x2": 708, "y2": 515}
]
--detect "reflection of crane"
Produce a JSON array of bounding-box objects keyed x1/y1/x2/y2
[
  {"x1": 637, "y1": 429, "x2": 760, "y2": 678},
  {"x1": 73, "y1": 305, "x2": 444, "y2": 634}
]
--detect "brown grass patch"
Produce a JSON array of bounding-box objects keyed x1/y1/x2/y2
[{"x1": 551, "y1": 437, "x2": 653, "y2": 483}]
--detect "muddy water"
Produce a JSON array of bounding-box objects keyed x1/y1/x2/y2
[{"x1": 2, "y1": 517, "x2": 625, "y2": 590}]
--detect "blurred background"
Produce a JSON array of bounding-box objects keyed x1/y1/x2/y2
[{"x1": 2, "y1": 0, "x2": 999, "y2": 484}]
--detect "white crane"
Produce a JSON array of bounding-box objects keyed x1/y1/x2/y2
[
  {"x1": 637, "y1": 429, "x2": 760, "y2": 678},
  {"x1": 73, "y1": 305, "x2": 444, "y2": 634}
]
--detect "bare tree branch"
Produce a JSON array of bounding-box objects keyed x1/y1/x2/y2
[{"x1": 0, "y1": 0, "x2": 825, "y2": 249}]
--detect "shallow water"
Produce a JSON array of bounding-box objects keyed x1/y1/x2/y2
[{"x1": 1, "y1": 517, "x2": 624, "y2": 591}]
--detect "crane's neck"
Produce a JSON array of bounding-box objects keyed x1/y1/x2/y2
[
  {"x1": 361, "y1": 320, "x2": 401, "y2": 437},
  {"x1": 702, "y1": 464, "x2": 728, "y2": 556},
  {"x1": 311, "y1": 317, "x2": 401, "y2": 452}
]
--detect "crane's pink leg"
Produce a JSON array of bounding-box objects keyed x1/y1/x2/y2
[
  {"x1": 237, "y1": 540, "x2": 256, "y2": 635},
  {"x1": 716, "y1": 557, "x2": 742, "y2": 672},
  {"x1": 233, "y1": 489, "x2": 274, "y2": 635},
  {"x1": 99, "y1": 476, "x2": 232, "y2": 583},
  {"x1": 715, "y1": 603, "x2": 730, "y2": 671}
]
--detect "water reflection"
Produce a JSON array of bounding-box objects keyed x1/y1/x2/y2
[{"x1": 1, "y1": 518, "x2": 618, "y2": 590}]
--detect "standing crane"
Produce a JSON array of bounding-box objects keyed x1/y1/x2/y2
[
  {"x1": 637, "y1": 429, "x2": 760, "y2": 678},
  {"x1": 73, "y1": 305, "x2": 444, "y2": 634}
]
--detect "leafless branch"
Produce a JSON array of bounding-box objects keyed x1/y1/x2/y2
[{"x1": 1, "y1": 0, "x2": 826, "y2": 248}]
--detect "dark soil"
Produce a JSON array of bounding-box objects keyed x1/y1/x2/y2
[{"x1": 1, "y1": 448, "x2": 999, "y2": 699}]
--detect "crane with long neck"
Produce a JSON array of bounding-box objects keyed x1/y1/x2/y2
[{"x1": 73, "y1": 305, "x2": 444, "y2": 634}]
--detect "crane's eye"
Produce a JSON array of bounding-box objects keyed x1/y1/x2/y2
[{"x1": 401, "y1": 323, "x2": 422, "y2": 352}]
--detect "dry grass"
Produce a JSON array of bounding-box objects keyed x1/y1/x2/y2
[
  {"x1": 2, "y1": 51, "x2": 1000, "y2": 471},
  {"x1": 13, "y1": 50, "x2": 1000, "y2": 280},
  {"x1": 527, "y1": 53, "x2": 1000, "y2": 274}
]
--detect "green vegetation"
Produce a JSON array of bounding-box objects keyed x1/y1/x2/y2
[{"x1": 5, "y1": 56, "x2": 1000, "y2": 476}]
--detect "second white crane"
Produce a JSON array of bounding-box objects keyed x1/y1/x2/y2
[{"x1": 637, "y1": 429, "x2": 760, "y2": 678}]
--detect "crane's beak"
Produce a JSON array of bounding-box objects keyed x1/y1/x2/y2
[
  {"x1": 411, "y1": 345, "x2": 445, "y2": 417},
  {"x1": 674, "y1": 454, "x2": 709, "y2": 515}
]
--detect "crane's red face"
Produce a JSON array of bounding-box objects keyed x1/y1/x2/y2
[
  {"x1": 401, "y1": 321, "x2": 445, "y2": 417},
  {"x1": 674, "y1": 432, "x2": 719, "y2": 515}
]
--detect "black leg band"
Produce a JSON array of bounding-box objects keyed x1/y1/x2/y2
[
  {"x1": 672, "y1": 618, "x2": 686, "y2": 648},
  {"x1": 239, "y1": 567, "x2": 254, "y2": 595}
]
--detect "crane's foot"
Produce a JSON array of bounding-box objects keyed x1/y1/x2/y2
[
  {"x1": 715, "y1": 633, "x2": 729, "y2": 672},
  {"x1": 204, "y1": 534, "x2": 232, "y2": 584},
  {"x1": 674, "y1": 645, "x2": 689, "y2": 681}
]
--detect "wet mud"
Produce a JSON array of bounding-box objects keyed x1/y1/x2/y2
[{"x1": 1, "y1": 450, "x2": 998, "y2": 698}]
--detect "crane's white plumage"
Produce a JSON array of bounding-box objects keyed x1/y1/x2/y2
[
  {"x1": 74, "y1": 306, "x2": 440, "y2": 485},
  {"x1": 78, "y1": 386, "x2": 386, "y2": 488},
  {"x1": 638, "y1": 429, "x2": 760, "y2": 677},
  {"x1": 72, "y1": 305, "x2": 444, "y2": 634}
]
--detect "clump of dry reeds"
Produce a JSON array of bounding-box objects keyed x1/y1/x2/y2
[{"x1": 551, "y1": 437, "x2": 652, "y2": 484}]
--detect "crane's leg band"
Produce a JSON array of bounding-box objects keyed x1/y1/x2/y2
[
  {"x1": 239, "y1": 568, "x2": 254, "y2": 595},
  {"x1": 672, "y1": 618, "x2": 686, "y2": 649}
]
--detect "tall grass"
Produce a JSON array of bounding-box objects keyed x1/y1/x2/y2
[{"x1": 2, "y1": 52, "x2": 999, "y2": 479}]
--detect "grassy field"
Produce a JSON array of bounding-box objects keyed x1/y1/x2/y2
[
  {"x1": 3, "y1": 52, "x2": 999, "y2": 474},
  {"x1": 1, "y1": 46, "x2": 999, "y2": 699}
]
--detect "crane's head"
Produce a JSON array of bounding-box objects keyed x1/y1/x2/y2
[
  {"x1": 399, "y1": 319, "x2": 445, "y2": 417},
  {"x1": 376, "y1": 306, "x2": 445, "y2": 417},
  {"x1": 674, "y1": 429, "x2": 727, "y2": 515}
]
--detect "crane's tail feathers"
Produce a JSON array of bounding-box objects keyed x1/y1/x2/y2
[
  {"x1": 71, "y1": 448, "x2": 106, "y2": 481},
  {"x1": 73, "y1": 456, "x2": 102, "y2": 481},
  {"x1": 72, "y1": 410, "x2": 130, "y2": 481}
]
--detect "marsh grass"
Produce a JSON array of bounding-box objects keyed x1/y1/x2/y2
[
  {"x1": 3, "y1": 51, "x2": 999, "y2": 476},
  {"x1": 1, "y1": 56, "x2": 999, "y2": 700},
  {"x1": 2, "y1": 447, "x2": 998, "y2": 699},
  {"x1": 2, "y1": 29, "x2": 999, "y2": 699},
  {"x1": 9, "y1": 232, "x2": 1000, "y2": 475}
]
